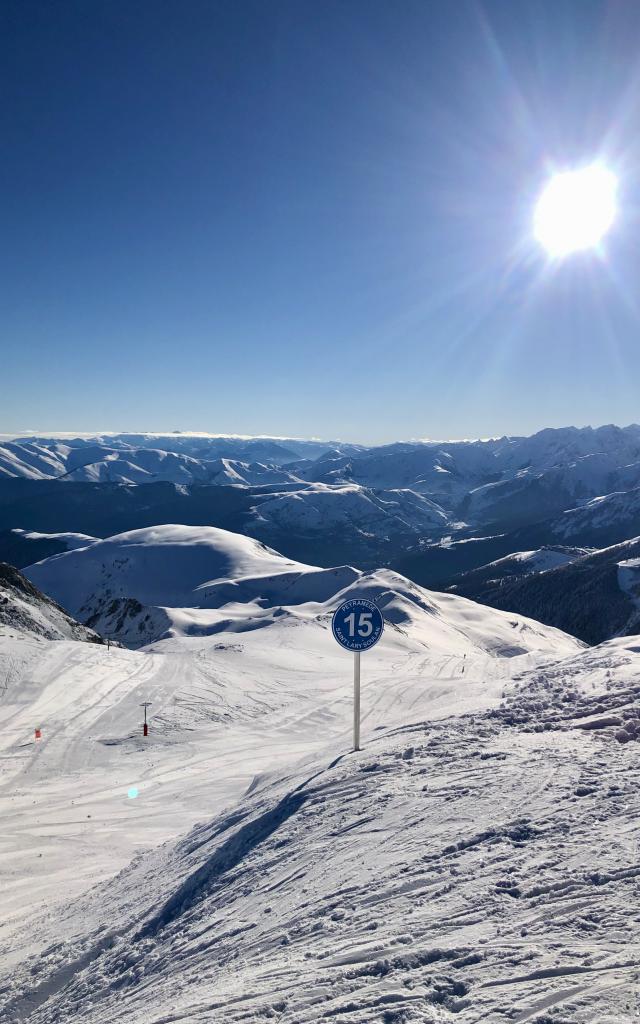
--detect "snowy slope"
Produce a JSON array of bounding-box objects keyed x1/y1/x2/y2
[
  {"x1": 0, "y1": 577, "x2": 581, "y2": 931},
  {"x1": 0, "y1": 441, "x2": 68, "y2": 479},
  {"x1": 446, "y1": 545, "x2": 590, "y2": 605},
  {"x1": 481, "y1": 546, "x2": 587, "y2": 573},
  {"x1": 25, "y1": 525, "x2": 311, "y2": 617},
  {"x1": 24, "y1": 525, "x2": 579, "y2": 653},
  {"x1": 249, "y1": 483, "x2": 450, "y2": 536},
  {"x1": 450, "y1": 537, "x2": 640, "y2": 645},
  {"x1": 0, "y1": 562, "x2": 102, "y2": 642},
  {"x1": 3, "y1": 627, "x2": 640, "y2": 1023},
  {"x1": 9, "y1": 516, "x2": 640, "y2": 1023},
  {"x1": 554, "y1": 485, "x2": 640, "y2": 544},
  {"x1": 11, "y1": 529, "x2": 99, "y2": 552},
  {"x1": 206, "y1": 458, "x2": 302, "y2": 486}
]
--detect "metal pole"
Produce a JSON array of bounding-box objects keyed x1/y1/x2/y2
[
  {"x1": 140, "y1": 702, "x2": 152, "y2": 738},
  {"x1": 353, "y1": 652, "x2": 361, "y2": 751}
]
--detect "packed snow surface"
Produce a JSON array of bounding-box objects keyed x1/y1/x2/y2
[{"x1": 3, "y1": 526, "x2": 640, "y2": 1022}]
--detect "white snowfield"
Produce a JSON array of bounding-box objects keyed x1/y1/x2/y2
[
  {"x1": 25, "y1": 525, "x2": 577, "y2": 653},
  {"x1": 2, "y1": 526, "x2": 640, "y2": 1022},
  {"x1": 248, "y1": 483, "x2": 450, "y2": 536},
  {"x1": 482, "y1": 547, "x2": 588, "y2": 574},
  {"x1": 11, "y1": 530, "x2": 99, "y2": 552}
]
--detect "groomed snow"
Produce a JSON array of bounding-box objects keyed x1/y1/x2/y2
[
  {"x1": 4, "y1": 525, "x2": 640, "y2": 1022},
  {"x1": 2, "y1": 620, "x2": 640, "y2": 1022}
]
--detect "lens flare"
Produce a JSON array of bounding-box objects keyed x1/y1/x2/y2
[{"x1": 534, "y1": 164, "x2": 617, "y2": 258}]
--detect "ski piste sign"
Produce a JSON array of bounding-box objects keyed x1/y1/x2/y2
[{"x1": 332, "y1": 598, "x2": 384, "y2": 653}]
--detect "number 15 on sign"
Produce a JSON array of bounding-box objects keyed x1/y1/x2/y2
[{"x1": 331, "y1": 599, "x2": 384, "y2": 751}]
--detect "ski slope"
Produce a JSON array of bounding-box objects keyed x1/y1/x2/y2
[
  {"x1": 2, "y1": 627, "x2": 640, "y2": 1022},
  {"x1": 4, "y1": 525, "x2": 640, "y2": 1022},
  {"x1": 0, "y1": 604, "x2": 577, "y2": 931}
]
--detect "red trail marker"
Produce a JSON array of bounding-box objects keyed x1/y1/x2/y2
[{"x1": 140, "y1": 702, "x2": 152, "y2": 738}]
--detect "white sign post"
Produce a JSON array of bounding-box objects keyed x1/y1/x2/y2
[
  {"x1": 353, "y1": 651, "x2": 361, "y2": 750},
  {"x1": 332, "y1": 599, "x2": 384, "y2": 752}
]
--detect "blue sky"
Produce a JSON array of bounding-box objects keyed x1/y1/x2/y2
[{"x1": 2, "y1": 0, "x2": 640, "y2": 443}]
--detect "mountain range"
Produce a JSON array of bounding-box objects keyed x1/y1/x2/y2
[
  {"x1": 448, "y1": 536, "x2": 640, "y2": 645},
  {"x1": 4, "y1": 424, "x2": 640, "y2": 643}
]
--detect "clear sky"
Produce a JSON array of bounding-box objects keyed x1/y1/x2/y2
[{"x1": 2, "y1": 0, "x2": 640, "y2": 443}]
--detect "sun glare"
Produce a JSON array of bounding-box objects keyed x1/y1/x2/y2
[{"x1": 534, "y1": 164, "x2": 617, "y2": 258}]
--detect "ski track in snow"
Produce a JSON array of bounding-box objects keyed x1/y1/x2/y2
[{"x1": 1, "y1": 624, "x2": 640, "y2": 1021}]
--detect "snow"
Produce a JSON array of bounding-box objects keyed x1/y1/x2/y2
[
  {"x1": 11, "y1": 529, "x2": 98, "y2": 552},
  {"x1": 249, "y1": 483, "x2": 450, "y2": 536},
  {"x1": 2, "y1": 616, "x2": 640, "y2": 1022},
  {"x1": 23, "y1": 525, "x2": 578, "y2": 653},
  {"x1": 0, "y1": 442, "x2": 68, "y2": 480},
  {"x1": 4, "y1": 524, "x2": 640, "y2": 1022},
  {"x1": 25, "y1": 525, "x2": 312, "y2": 619},
  {"x1": 483, "y1": 547, "x2": 586, "y2": 574},
  {"x1": 557, "y1": 486, "x2": 640, "y2": 539}
]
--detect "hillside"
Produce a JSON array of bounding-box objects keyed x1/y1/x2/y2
[
  {"x1": 24, "y1": 524, "x2": 582, "y2": 653},
  {"x1": 0, "y1": 561, "x2": 103, "y2": 642},
  {"x1": 449, "y1": 537, "x2": 640, "y2": 645},
  {"x1": 446, "y1": 545, "x2": 589, "y2": 602},
  {"x1": 8, "y1": 521, "x2": 640, "y2": 1022}
]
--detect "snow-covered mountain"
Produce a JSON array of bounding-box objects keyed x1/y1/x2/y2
[
  {"x1": 552, "y1": 485, "x2": 640, "y2": 546},
  {"x1": 24, "y1": 524, "x2": 575, "y2": 654},
  {"x1": 449, "y1": 536, "x2": 640, "y2": 644},
  {"x1": 0, "y1": 441, "x2": 308, "y2": 487},
  {"x1": 4, "y1": 426, "x2": 640, "y2": 511},
  {"x1": 446, "y1": 545, "x2": 590, "y2": 600},
  {"x1": 0, "y1": 561, "x2": 103, "y2": 642},
  {"x1": 12, "y1": 528, "x2": 98, "y2": 552},
  {"x1": 4, "y1": 424, "x2": 640, "y2": 584},
  {"x1": 0, "y1": 434, "x2": 349, "y2": 481},
  {"x1": 244, "y1": 482, "x2": 451, "y2": 565}
]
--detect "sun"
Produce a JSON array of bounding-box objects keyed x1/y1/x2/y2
[{"x1": 533, "y1": 164, "x2": 617, "y2": 258}]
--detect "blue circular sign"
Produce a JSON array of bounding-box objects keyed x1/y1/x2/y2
[{"x1": 332, "y1": 598, "x2": 384, "y2": 652}]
